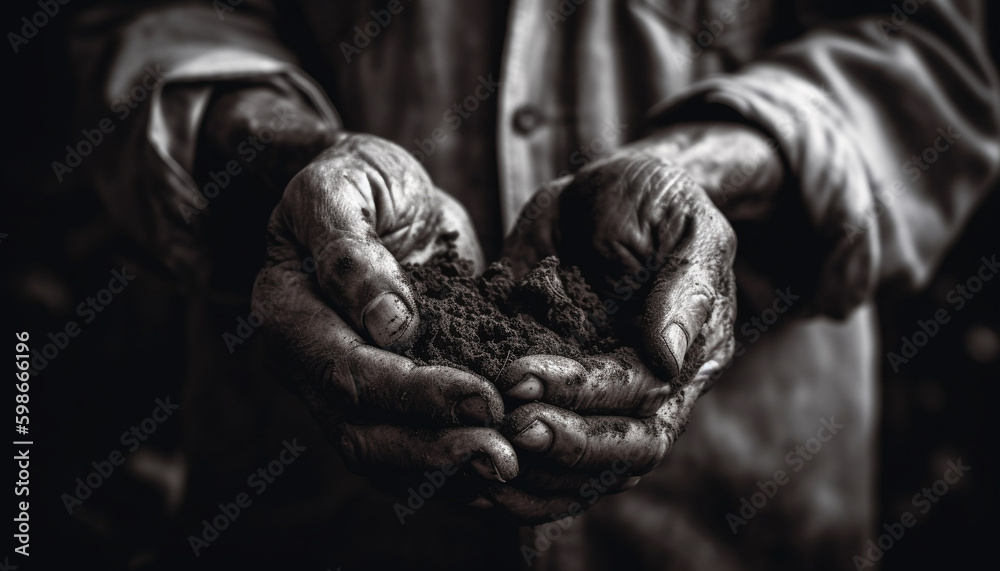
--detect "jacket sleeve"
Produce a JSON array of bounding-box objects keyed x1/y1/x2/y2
[
  {"x1": 69, "y1": 1, "x2": 340, "y2": 285},
  {"x1": 650, "y1": 0, "x2": 1000, "y2": 317}
]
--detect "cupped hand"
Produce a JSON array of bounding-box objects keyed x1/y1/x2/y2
[
  {"x1": 251, "y1": 133, "x2": 515, "y2": 497},
  {"x1": 491, "y1": 126, "x2": 774, "y2": 521},
  {"x1": 503, "y1": 146, "x2": 741, "y2": 383}
]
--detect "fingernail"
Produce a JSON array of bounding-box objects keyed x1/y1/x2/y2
[
  {"x1": 637, "y1": 386, "x2": 673, "y2": 417},
  {"x1": 470, "y1": 456, "x2": 506, "y2": 482},
  {"x1": 622, "y1": 476, "x2": 641, "y2": 490},
  {"x1": 363, "y1": 293, "x2": 414, "y2": 348},
  {"x1": 512, "y1": 420, "x2": 553, "y2": 453},
  {"x1": 506, "y1": 374, "x2": 544, "y2": 400},
  {"x1": 467, "y1": 496, "x2": 494, "y2": 509},
  {"x1": 455, "y1": 396, "x2": 490, "y2": 425},
  {"x1": 662, "y1": 323, "x2": 688, "y2": 370}
]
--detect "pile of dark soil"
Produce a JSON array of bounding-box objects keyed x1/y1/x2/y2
[{"x1": 402, "y1": 245, "x2": 628, "y2": 382}]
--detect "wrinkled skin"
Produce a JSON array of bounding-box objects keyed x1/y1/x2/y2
[
  {"x1": 220, "y1": 79, "x2": 784, "y2": 523},
  {"x1": 488, "y1": 124, "x2": 786, "y2": 520},
  {"x1": 251, "y1": 134, "x2": 524, "y2": 496}
]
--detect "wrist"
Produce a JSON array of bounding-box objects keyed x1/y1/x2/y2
[{"x1": 629, "y1": 122, "x2": 785, "y2": 221}]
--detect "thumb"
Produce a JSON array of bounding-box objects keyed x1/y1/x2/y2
[{"x1": 273, "y1": 154, "x2": 423, "y2": 350}]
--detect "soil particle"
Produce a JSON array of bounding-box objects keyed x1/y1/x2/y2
[{"x1": 402, "y1": 247, "x2": 623, "y2": 382}]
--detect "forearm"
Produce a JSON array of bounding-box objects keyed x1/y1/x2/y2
[
  {"x1": 643, "y1": 1, "x2": 1000, "y2": 314},
  {"x1": 70, "y1": 1, "x2": 340, "y2": 283}
]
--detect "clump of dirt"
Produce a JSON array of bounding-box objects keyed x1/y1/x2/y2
[{"x1": 402, "y1": 245, "x2": 624, "y2": 381}]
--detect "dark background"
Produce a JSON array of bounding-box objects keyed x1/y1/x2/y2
[{"x1": 2, "y1": 1, "x2": 997, "y2": 569}]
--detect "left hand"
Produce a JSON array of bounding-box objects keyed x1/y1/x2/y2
[{"x1": 486, "y1": 124, "x2": 783, "y2": 521}]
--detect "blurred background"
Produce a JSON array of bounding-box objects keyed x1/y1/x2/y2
[{"x1": 2, "y1": 1, "x2": 997, "y2": 569}]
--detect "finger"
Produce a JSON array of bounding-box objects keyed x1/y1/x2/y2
[
  {"x1": 336, "y1": 424, "x2": 519, "y2": 483},
  {"x1": 273, "y1": 135, "x2": 440, "y2": 350},
  {"x1": 253, "y1": 241, "x2": 503, "y2": 426},
  {"x1": 498, "y1": 352, "x2": 670, "y2": 417},
  {"x1": 693, "y1": 271, "x2": 737, "y2": 383},
  {"x1": 643, "y1": 196, "x2": 736, "y2": 380},
  {"x1": 501, "y1": 403, "x2": 671, "y2": 475}
]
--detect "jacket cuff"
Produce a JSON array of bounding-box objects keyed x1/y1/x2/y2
[{"x1": 646, "y1": 67, "x2": 880, "y2": 318}]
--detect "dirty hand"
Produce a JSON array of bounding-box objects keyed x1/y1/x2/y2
[
  {"x1": 493, "y1": 124, "x2": 783, "y2": 519},
  {"x1": 251, "y1": 133, "x2": 517, "y2": 495}
]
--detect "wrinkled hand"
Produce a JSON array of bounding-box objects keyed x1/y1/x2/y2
[
  {"x1": 492, "y1": 124, "x2": 780, "y2": 520},
  {"x1": 251, "y1": 133, "x2": 517, "y2": 497}
]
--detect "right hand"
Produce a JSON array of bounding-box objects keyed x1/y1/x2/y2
[{"x1": 251, "y1": 133, "x2": 518, "y2": 498}]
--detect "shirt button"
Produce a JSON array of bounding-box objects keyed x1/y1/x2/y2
[{"x1": 513, "y1": 105, "x2": 543, "y2": 134}]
